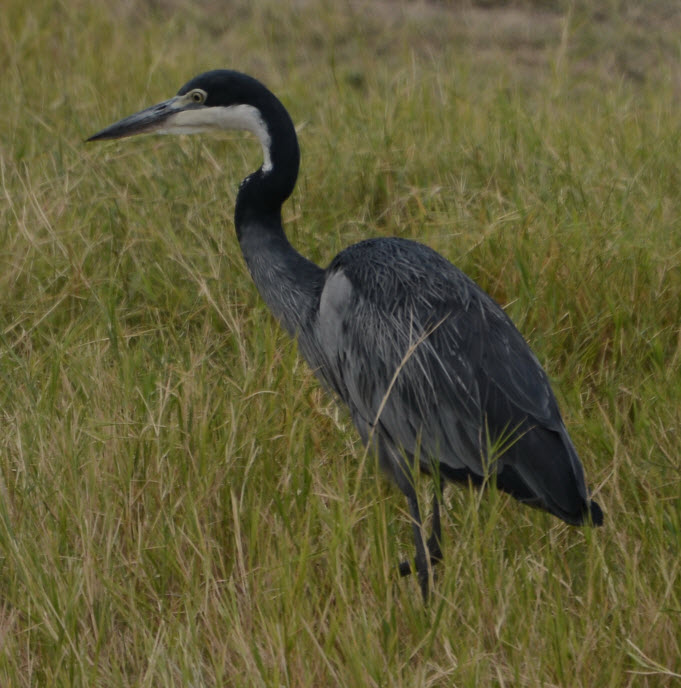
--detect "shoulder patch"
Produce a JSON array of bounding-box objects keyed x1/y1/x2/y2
[
  {"x1": 318, "y1": 270, "x2": 354, "y2": 353},
  {"x1": 320, "y1": 270, "x2": 353, "y2": 317}
]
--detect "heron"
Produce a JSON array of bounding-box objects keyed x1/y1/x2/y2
[{"x1": 88, "y1": 70, "x2": 603, "y2": 600}]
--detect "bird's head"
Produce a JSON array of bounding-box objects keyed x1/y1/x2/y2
[{"x1": 88, "y1": 70, "x2": 275, "y2": 170}]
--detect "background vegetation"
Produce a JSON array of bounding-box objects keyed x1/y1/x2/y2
[{"x1": 1, "y1": 0, "x2": 680, "y2": 685}]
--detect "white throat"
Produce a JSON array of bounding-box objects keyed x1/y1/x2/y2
[{"x1": 160, "y1": 104, "x2": 273, "y2": 173}]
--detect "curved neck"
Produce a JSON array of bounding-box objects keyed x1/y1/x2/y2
[
  {"x1": 234, "y1": 89, "x2": 300, "y2": 232},
  {"x1": 234, "y1": 87, "x2": 323, "y2": 338}
]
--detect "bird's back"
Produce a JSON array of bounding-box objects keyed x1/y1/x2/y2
[{"x1": 309, "y1": 237, "x2": 601, "y2": 525}]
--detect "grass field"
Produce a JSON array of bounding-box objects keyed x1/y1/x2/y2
[{"x1": 2, "y1": 0, "x2": 681, "y2": 685}]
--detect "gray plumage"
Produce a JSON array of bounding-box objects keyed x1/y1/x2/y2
[
  {"x1": 316, "y1": 238, "x2": 590, "y2": 522},
  {"x1": 89, "y1": 69, "x2": 603, "y2": 601}
]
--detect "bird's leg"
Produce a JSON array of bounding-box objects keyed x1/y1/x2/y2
[
  {"x1": 406, "y1": 493, "x2": 431, "y2": 602},
  {"x1": 377, "y1": 439, "x2": 438, "y2": 599},
  {"x1": 398, "y1": 483, "x2": 444, "y2": 587},
  {"x1": 426, "y1": 482, "x2": 443, "y2": 564}
]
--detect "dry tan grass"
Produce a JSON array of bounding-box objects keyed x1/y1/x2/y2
[{"x1": 1, "y1": 0, "x2": 680, "y2": 685}]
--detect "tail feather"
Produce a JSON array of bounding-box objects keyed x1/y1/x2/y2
[{"x1": 589, "y1": 500, "x2": 604, "y2": 526}]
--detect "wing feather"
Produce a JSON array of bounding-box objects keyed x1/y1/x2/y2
[{"x1": 307, "y1": 237, "x2": 588, "y2": 518}]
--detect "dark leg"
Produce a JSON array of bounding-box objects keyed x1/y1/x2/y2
[
  {"x1": 376, "y1": 439, "x2": 443, "y2": 600},
  {"x1": 398, "y1": 483, "x2": 444, "y2": 600},
  {"x1": 426, "y1": 483, "x2": 443, "y2": 564},
  {"x1": 407, "y1": 493, "x2": 430, "y2": 601}
]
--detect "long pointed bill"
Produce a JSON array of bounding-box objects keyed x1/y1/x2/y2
[
  {"x1": 87, "y1": 91, "x2": 273, "y2": 171},
  {"x1": 87, "y1": 96, "x2": 187, "y2": 141}
]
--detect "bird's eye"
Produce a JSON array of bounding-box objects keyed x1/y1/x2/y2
[{"x1": 190, "y1": 90, "x2": 205, "y2": 104}]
